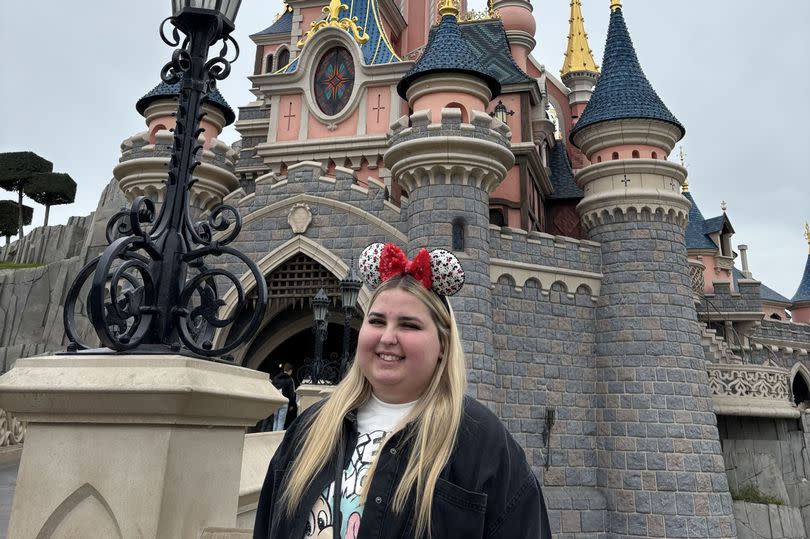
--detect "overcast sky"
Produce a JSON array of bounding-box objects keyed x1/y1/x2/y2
[{"x1": 1, "y1": 0, "x2": 808, "y2": 298}]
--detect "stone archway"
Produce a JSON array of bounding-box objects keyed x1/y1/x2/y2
[
  {"x1": 240, "y1": 252, "x2": 362, "y2": 379},
  {"x1": 791, "y1": 363, "x2": 810, "y2": 406}
]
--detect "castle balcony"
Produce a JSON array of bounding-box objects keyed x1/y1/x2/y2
[{"x1": 708, "y1": 362, "x2": 800, "y2": 418}]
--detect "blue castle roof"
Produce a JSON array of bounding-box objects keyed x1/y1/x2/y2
[
  {"x1": 136, "y1": 77, "x2": 235, "y2": 126},
  {"x1": 732, "y1": 268, "x2": 791, "y2": 304},
  {"x1": 792, "y1": 255, "x2": 810, "y2": 303},
  {"x1": 255, "y1": 9, "x2": 293, "y2": 36},
  {"x1": 683, "y1": 192, "x2": 719, "y2": 250},
  {"x1": 570, "y1": 6, "x2": 684, "y2": 142},
  {"x1": 279, "y1": 0, "x2": 400, "y2": 73},
  {"x1": 548, "y1": 141, "x2": 583, "y2": 199},
  {"x1": 397, "y1": 15, "x2": 500, "y2": 100}
]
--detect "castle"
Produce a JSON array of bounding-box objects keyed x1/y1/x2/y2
[{"x1": 1, "y1": 0, "x2": 810, "y2": 537}]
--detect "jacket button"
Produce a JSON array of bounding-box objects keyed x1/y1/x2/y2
[
  {"x1": 375, "y1": 496, "x2": 383, "y2": 504},
  {"x1": 389, "y1": 448, "x2": 397, "y2": 455}
]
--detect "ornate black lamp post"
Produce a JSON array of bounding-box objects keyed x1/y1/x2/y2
[
  {"x1": 63, "y1": 0, "x2": 267, "y2": 360},
  {"x1": 338, "y1": 266, "x2": 362, "y2": 379},
  {"x1": 299, "y1": 288, "x2": 336, "y2": 384}
]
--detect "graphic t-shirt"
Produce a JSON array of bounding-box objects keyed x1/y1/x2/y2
[{"x1": 303, "y1": 394, "x2": 415, "y2": 539}]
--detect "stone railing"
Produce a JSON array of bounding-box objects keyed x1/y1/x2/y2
[
  {"x1": 0, "y1": 408, "x2": 25, "y2": 447},
  {"x1": 689, "y1": 259, "x2": 705, "y2": 295},
  {"x1": 708, "y1": 363, "x2": 799, "y2": 418}
]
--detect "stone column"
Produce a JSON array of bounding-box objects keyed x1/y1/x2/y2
[
  {"x1": 385, "y1": 108, "x2": 513, "y2": 405},
  {"x1": 0, "y1": 354, "x2": 284, "y2": 539},
  {"x1": 576, "y1": 156, "x2": 736, "y2": 537}
]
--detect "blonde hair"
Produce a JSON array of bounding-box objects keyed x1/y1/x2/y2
[{"x1": 278, "y1": 275, "x2": 467, "y2": 538}]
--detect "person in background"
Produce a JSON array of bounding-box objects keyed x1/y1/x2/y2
[
  {"x1": 271, "y1": 362, "x2": 297, "y2": 431},
  {"x1": 254, "y1": 243, "x2": 550, "y2": 538}
]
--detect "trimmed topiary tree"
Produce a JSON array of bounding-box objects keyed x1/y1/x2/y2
[
  {"x1": 0, "y1": 200, "x2": 33, "y2": 246},
  {"x1": 24, "y1": 172, "x2": 77, "y2": 227},
  {"x1": 0, "y1": 151, "x2": 53, "y2": 238}
]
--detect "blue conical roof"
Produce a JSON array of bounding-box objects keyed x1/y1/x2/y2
[
  {"x1": 792, "y1": 255, "x2": 810, "y2": 303},
  {"x1": 570, "y1": 6, "x2": 684, "y2": 142},
  {"x1": 683, "y1": 192, "x2": 718, "y2": 250},
  {"x1": 136, "y1": 77, "x2": 235, "y2": 126},
  {"x1": 397, "y1": 15, "x2": 500, "y2": 100}
]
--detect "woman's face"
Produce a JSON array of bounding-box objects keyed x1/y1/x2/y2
[{"x1": 356, "y1": 287, "x2": 442, "y2": 404}]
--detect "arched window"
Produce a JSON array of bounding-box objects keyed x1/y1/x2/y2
[
  {"x1": 452, "y1": 218, "x2": 465, "y2": 250},
  {"x1": 489, "y1": 208, "x2": 506, "y2": 227},
  {"x1": 792, "y1": 369, "x2": 810, "y2": 405},
  {"x1": 770, "y1": 313, "x2": 782, "y2": 320},
  {"x1": 611, "y1": 152, "x2": 619, "y2": 160},
  {"x1": 651, "y1": 151, "x2": 658, "y2": 159},
  {"x1": 314, "y1": 46, "x2": 354, "y2": 115},
  {"x1": 632, "y1": 150, "x2": 640, "y2": 158},
  {"x1": 276, "y1": 47, "x2": 290, "y2": 69},
  {"x1": 265, "y1": 54, "x2": 274, "y2": 73},
  {"x1": 446, "y1": 102, "x2": 468, "y2": 123},
  {"x1": 597, "y1": 156, "x2": 602, "y2": 163}
]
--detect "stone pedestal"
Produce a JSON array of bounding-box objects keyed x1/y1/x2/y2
[
  {"x1": 297, "y1": 383, "x2": 336, "y2": 412},
  {"x1": 0, "y1": 354, "x2": 284, "y2": 539}
]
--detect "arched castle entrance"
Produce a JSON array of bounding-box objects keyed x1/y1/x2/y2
[{"x1": 241, "y1": 252, "x2": 362, "y2": 378}]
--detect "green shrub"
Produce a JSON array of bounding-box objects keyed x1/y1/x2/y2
[
  {"x1": 730, "y1": 484, "x2": 785, "y2": 505},
  {"x1": 0, "y1": 262, "x2": 43, "y2": 270}
]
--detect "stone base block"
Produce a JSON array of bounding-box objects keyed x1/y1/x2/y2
[{"x1": 0, "y1": 354, "x2": 285, "y2": 539}]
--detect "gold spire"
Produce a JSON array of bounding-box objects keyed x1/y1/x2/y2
[
  {"x1": 561, "y1": 1, "x2": 599, "y2": 77},
  {"x1": 804, "y1": 222, "x2": 810, "y2": 254},
  {"x1": 610, "y1": 0, "x2": 622, "y2": 12},
  {"x1": 438, "y1": 0, "x2": 459, "y2": 18}
]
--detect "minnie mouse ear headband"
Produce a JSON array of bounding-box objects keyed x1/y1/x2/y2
[{"x1": 359, "y1": 243, "x2": 465, "y2": 297}]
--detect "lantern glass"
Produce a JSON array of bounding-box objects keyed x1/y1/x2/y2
[
  {"x1": 340, "y1": 268, "x2": 362, "y2": 310},
  {"x1": 171, "y1": 0, "x2": 242, "y2": 26},
  {"x1": 313, "y1": 288, "x2": 330, "y2": 323}
]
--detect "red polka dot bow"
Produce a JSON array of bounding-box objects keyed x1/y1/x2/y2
[{"x1": 359, "y1": 243, "x2": 465, "y2": 296}]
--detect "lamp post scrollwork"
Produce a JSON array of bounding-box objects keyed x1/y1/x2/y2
[{"x1": 63, "y1": 1, "x2": 267, "y2": 360}]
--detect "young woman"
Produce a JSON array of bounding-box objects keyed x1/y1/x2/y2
[{"x1": 253, "y1": 243, "x2": 550, "y2": 539}]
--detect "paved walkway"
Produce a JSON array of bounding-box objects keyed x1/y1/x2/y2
[{"x1": 0, "y1": 458, "x2": 19, "y2": 539}]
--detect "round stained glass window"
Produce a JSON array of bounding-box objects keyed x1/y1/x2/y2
[{"x1": 314, "y1": 47, "x2": 355, "y2": 116}]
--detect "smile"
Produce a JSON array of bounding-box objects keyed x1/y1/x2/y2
[{"x1": 378, "y1": 353, "x2": 404, "y2": 362}]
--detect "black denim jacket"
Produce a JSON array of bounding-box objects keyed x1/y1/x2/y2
[{"x1": 253, "y1": 395, "x2": 551, "y2": 539}]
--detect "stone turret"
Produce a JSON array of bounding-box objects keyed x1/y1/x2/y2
[
  {"x1": 570, "y1": 3, "x2": 736, "y2": 538},
  {"x1": 113, "y1": 79, "x2": 239, "y2": 214},
  {"x1": 386, "y1": 0, "x2": 513, "y2": 404}
]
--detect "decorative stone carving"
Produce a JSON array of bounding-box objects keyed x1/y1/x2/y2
[
  {"x1": 708, "y1": 363, "x2": 798, "y2": 418},
  {"x1": 287, "y1": 203, "x2": 313, "y2": 234},
  {"x1": 0, "y1": 407, "x2": 25, "y2": 446},
  {"x1": 709, "y1": 364, "x2": 790, "y2": 400},
  {"x1": 689, "y1": 260, "x2": 705, "y2": 294}
]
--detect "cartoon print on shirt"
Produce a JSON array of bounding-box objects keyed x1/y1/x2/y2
[
  {"x1": 304, "y1": 492, "x2": 333, "y2": 538},
  {"x1": 312, "y1": 429, "x2": 388, "y2": 538}
]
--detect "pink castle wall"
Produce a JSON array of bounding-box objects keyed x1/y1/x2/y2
[
  {"x1": 495, "y1": 94, "x2": 522, "y2": 143},
  {"x1": 691, "y1": 254, "x2": 734, "y2": 294},
  {"x1": 792, "y1": 305, "x2": 810, "y2": 324},
  {"x1": 148, "y1": 116, "x2": 219, "y2": 148},
  {"x1": 366, "y1": 86, "x2": 392, "y2": 135},
  {"x1": 412, "y1": 91, "x2": 487, "y2": 123},
  {"x1": 590, "y1": 144, "x2": 666, "y2": 163},
  {"x1": 277, "y1": 95, "x2": 303, "y2": 142},
  {"x1": 308, "y1": 108, "x2": 359, "y2": 138}
]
